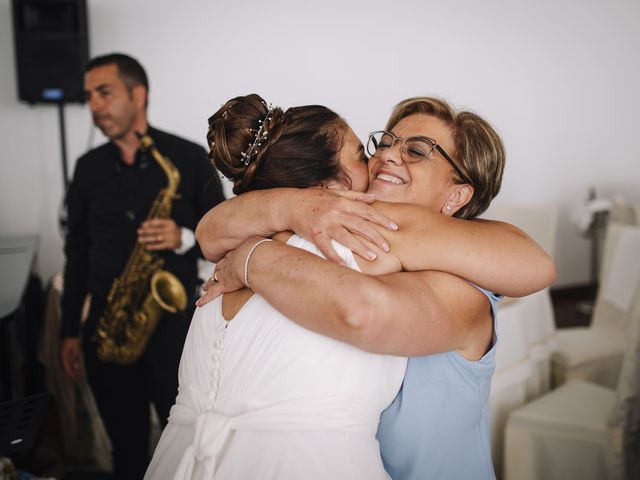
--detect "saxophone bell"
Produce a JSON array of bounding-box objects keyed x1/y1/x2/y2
[{"x1": 151, "y1": 270, "x2": 188, "y2": 313}]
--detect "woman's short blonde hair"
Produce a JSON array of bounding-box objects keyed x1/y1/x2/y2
[{"x1": 386, "y1": 97, "x2": 505, "y2": 219}]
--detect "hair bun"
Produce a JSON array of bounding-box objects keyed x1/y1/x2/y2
[{"x1": 207, "y1": 94, "x2": 285, "y2": 194}]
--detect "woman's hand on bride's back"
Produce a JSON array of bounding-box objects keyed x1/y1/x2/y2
[
  {"x1": 196, "y1": 236, "x2": 266, "y2": 307},
  {"x1": 286, "y1": 189, "x2": 398, "y2": 265}
]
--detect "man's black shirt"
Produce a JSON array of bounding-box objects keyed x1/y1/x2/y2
[{"x1": 61, "y1": 127, "x2": 225, "y2": 338}]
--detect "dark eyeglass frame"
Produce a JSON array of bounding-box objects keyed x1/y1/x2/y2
[{"x1": 367, "y1": 130, "x2": 469, "y2": 183}]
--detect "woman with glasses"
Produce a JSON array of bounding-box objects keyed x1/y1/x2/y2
[{"x1": 147, "y1": 94, "x2": 554, "y2": 479}]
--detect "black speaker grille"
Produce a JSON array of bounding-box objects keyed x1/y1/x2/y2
[
  {"x1": 11, "y1": 0, "x2": 89, "y2": 103},
  {"x1": 18, "y1": 1, "x2": 79, "y2": 34}
]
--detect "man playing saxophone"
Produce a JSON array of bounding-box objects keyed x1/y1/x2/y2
[{"x1": 60, "y1": 53, "x2": 225, "y2": 479}]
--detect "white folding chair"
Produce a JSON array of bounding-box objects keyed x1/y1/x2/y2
[
  {"x1": 503, "y1": 288, "x2": 640, "y2": 480},
  {"x1": 552, "y1": 223, "x2": 640, "y2": 388}
]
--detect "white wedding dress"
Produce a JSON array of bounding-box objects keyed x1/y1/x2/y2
[{"x1": 144, "y1": 236, "x2": 406, "y2": 480}]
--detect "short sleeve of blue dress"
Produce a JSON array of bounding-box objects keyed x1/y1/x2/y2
[{"x1": 377, "y1": 285, "x2": 502, "y2": 480}]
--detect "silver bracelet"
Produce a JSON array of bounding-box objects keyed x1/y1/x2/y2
[{"x1": 243, "y1": 239, "x2": 273, "y2": 288}]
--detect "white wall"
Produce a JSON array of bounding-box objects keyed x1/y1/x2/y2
[{"x1": 1, "y1": 0, "x2": 638, "y2": 287}]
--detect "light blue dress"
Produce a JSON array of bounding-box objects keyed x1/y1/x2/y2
[{"x1": 377, "y1": 287, "x2": 501, "y2": 480}]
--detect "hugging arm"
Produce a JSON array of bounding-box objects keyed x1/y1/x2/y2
[
  {"x1": 195, "y1": 188, "x2": 397, "y2": 265},
  {"x1": 369, "y1": 202, "x2": 556, "y2": 297},
  {"x1": 197, "y1": 189, "x2": 556, "y2": 299},
  {"x1": 212, "y1": 237, "x2": 490, "y2": 357}
]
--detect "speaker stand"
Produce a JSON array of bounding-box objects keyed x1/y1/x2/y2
[
  {"x1": 57, "y1": 102, "x2": 69, "y2": 190},
  {"x1": 56, "y1": 103, "x2": 70, "y2": 237}
]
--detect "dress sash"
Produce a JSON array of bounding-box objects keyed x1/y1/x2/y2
[{"x1": 169, "y1": 384, "x2": 379, "y2": 479}]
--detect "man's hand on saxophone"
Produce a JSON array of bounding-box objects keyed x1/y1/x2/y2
[{"x1": 138, "y1": 218, "x2": 182, "y2": 251}]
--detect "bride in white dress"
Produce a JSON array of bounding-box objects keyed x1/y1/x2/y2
[{"x1": 145, "y1": 95, "x2": 406, "y2": 479}]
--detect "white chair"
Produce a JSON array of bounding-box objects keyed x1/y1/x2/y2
[
  {"x1": 490, "y1": 297, "x2": 535, "y2": 479},
  {"x1": 552, "y1": 223, "x2": 640, "y2": 388},
  {"x1": 482, "y1": 206, "x2": 561, "y2": 476},
  {"x1": 483, "y1": 205, "x2": 560, "y2": 394},
  {"x1": 503, "y1": 288, "x2": 640, "y2": 480},
  {"x1": 609, "y1": 197, "x2": 638, "y2": 227},
  {"x1": 481, "y1": 205, "x2": 559, "y2": 258},
  {"x1": 482, "y1": 204, "x2": 559, "y2": 390},
  {"x1": 520, "y1": 289, "x2": 557, "y2": 400}
]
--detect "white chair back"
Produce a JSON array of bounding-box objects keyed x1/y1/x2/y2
[
  {"x1": 592, "y1": 223, "x2": 640, "y2": 331},
  {"x1": 610, "y1": 198, "x2": 639, "y2": 226},
  {"x1": 482, "y1": 205, "x2": 559, "y2": 258},
  {"x1": 521, "y1": 289, "x2": 557, "y2": 398},
  {"x1": 502, "y1": 259, "x2": 640, "y2": 480},
  {"x1": 490, "y1": 297, "x2": 536, "y2": 479}
]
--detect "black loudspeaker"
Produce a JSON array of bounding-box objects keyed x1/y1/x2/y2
[{"x1": 11, "y1": 0, "x2": 89, "y2": 104}]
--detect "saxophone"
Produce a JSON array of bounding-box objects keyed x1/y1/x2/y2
[{"x1": 93, "y1": 133, "x2": 188, "y2": 364}]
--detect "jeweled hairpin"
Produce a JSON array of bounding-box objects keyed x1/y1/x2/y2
[{"x1": 240, "y1": 102, "x2": 273, "y2": 166}]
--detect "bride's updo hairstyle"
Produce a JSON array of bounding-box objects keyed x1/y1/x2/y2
[{"x1": 207, "y1": 94, "x2": 350, "y2": 195}]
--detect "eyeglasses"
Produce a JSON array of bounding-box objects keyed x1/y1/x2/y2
[{"x1": 366, "y1": 130, "x2": 468, "y2": 183}]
